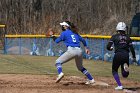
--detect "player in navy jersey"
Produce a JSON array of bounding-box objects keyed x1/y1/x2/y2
[
  {"x1": 107, "y1": 22, "x2": 136, "y2": 90},
  {"x1": 50, "y1": 21, "x2": 95, "y2": 84}
]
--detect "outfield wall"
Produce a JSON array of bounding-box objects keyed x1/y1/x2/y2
[{"x1": 4, "y1": 35, "x2": 140, "y2": 64}]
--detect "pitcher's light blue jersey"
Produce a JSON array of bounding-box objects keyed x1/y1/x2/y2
[{"x1": 55, "y1": 29, "x2": 87, "y2": 47}]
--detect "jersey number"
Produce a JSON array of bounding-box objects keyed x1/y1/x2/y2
[
  {"x1": 71, "y1": 35, "x2": 76, "y2": 42},
  {"x1": 119, "y1": 36, "x2": 127, "y2": 44}
]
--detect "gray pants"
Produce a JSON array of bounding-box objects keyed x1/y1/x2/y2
[{"x1": 56, "y1": 46, "x2": 83, "y2": 71}]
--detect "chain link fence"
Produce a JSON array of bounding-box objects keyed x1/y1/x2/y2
[{"x1": 4, "y1": 36, "x2": 140, "y2": 65}]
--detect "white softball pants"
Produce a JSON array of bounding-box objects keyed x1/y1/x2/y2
[{"x1": 56, "y1": 46, "x2": 83, "y2": 71}]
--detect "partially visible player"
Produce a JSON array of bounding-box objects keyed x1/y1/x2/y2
[
  {"x1": 107, "y1": 22, "x2": 136, "y2": 90},
  {"x1": 50, "y1": 21, "x2": 95, "y2": 84}
]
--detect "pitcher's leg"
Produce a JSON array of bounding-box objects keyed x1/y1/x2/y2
[
  {"x1": 55, "y1": 51, "x2": 75, "y2": 83},
  {"x1": 56, "y1": 51, "x2": 74, "y2": 74},
  {"x1": 75, "y1": 54, "x2": 94, "y2": 84}
]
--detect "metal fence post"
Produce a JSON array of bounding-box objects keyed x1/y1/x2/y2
[
  {"x1": 4, "y1": 37, "x2": 7, "y2": 54},
  {"x1": 33, "y1": 38, "x2": 36, "y2": 45},
  {"x1": 138, "y1": 44, "x2": 140, "y2": 65},
  {"x1": 32, "y1": 38, "x2": 37, "y2": 55},
  {"x1": 50, "y1": 37, "x2": 52, "y2": 55},
  {"x1": 85, "y1": 38, "x2": 89, "y2": 59},
  {"x1": 19, "y1": 37, "x2": 22, "y2": 55},
  {"x1": 101, "y1": 39, "x2": 105, "y2": 61}
]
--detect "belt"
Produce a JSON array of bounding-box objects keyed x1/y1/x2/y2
[{"x1": 68, "y1": 46, "x2": 80, "y2": 48}]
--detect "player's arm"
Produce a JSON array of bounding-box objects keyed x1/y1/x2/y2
[
  {"x1": 51, "y1": 35, "x2": 57, "y2": 41},
  {"x1": 78, "y1": 35, "x2": 90, "y2": 54},
  {"x1": 107, "y1": 42, "x2": 113, "y2": 51},
  {"x1": 129, "y1": 39, "x2": 136, "y2": 59},
  {"x1": 48, "y1": 29, "x2": 65, "y2": 43},
  {"x1": 84, "y1": 46, "x2": 90, "y2": 55},
  {"x1": 130, "y1": 44, "x2": 136, "y2": 58},
  {"x1": 129, "y1": 40, "x2": 136, "y2": 63},
  {"x1": 107, "y1": 36, "x2": 114, "y2": 51},
  {"x1": 50, "y1": 35, "x2": 57, "y2": 41},
  {"x1": 54, "y1": 32, "x2": 65, "y2": 43}
]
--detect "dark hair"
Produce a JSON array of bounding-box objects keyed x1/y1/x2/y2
[
  {"x1": 65, "y1": 21, "x2": 78, "y2": 34},
  {"x1": 61, "y1": 26, "x2": 65, "y2": 31}
]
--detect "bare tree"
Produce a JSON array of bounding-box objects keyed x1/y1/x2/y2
[{"x1": 0, "y1": 0, "x2": 139, "y2": 35}]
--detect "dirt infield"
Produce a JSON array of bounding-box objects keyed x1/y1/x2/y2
[{"x1": 0, "y1": 74, "x2": 140, "y2": 93}]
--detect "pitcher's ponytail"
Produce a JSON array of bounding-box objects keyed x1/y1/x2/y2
[{"x1": 65, "y1": 21, "x2": 78, "y2": 34}]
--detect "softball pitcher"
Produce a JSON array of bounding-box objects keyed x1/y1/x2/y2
[
  {"x1": 50, "y1": 21, "x2": 95, "y2": 84},
  {"x1": 107, "y1": 22, "x2": 136, "y2": 90}
]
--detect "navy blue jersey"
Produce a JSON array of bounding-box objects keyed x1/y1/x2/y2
[
  {"x1": 55, "y1": 29, "x2": 87, "y2": 47},
  {"x1": 110, "y1": 34, "x2": 132, "y2": 52},
  {"x1": 107, "y1": 33, "x2": 136, "y2": 58}
]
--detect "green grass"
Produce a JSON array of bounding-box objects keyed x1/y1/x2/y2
[{"x1": 0, "y1": 54, "x2": 140, "y2": 81}]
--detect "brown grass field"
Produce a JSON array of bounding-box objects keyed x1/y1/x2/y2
[{"x1": 0, "y1": 54, "x2": 140, "y2": 93}]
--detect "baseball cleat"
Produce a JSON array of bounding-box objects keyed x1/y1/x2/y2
[
  {"x1": 115, "y1": 86, "x2": 123, "y2": 90},
  {"x1": 55, "y1": 72, "x2": 64, "y2": 83},
  {"x1": 124, "y1": 63, "x2": 129, "y2": 72},
  {"x1": 85, "y1": 79, "x2": 95, "y2": 85}
]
